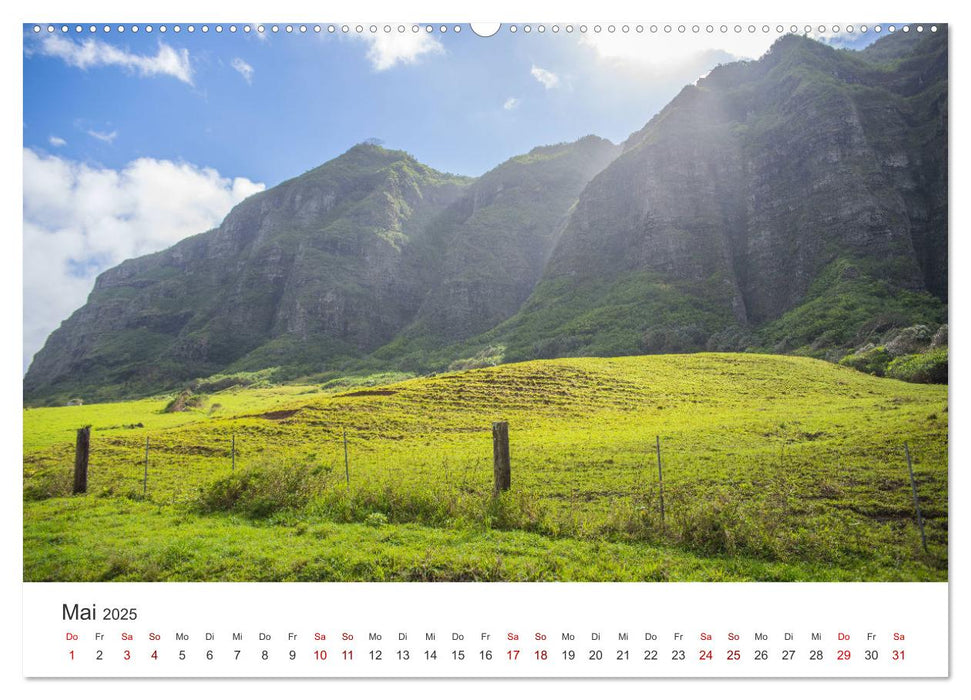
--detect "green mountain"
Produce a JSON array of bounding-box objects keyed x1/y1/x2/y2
[
  {"x1": 474, "y1": 28, "x2": 947, "y2": 364},
  {"x1": 24, "y1": 137, "x2": 619, "y2": 402},
  {"x1": 374, "y1": 136, "x2": 620, "y2": 359},
  {"x1": 24, "y1": 28, "x2": 947, "y2": 404}
]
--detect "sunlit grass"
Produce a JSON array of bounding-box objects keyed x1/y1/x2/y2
[{"x1": 24, "y1": 353, "x2": 947, "y2": 581}]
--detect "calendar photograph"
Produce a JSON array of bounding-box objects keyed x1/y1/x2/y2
[{"x1": 23, "y1": 21, "x2": 948, "y2": 587}]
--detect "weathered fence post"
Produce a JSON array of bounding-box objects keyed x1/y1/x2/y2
[
  {"x1": 72, "y1": 426, "x2": 91, "y2": 494},
  {"x1": 904, "y1": 442, "x2": 928, "y2": 553},
  {"x1": 343, "y1": 427, "x2": 350, "y2": 487},
  {"x1": 143, "y1": 436, "x2": 150, "y2": 494},
  {"x1": 231, "y1": 433, "x2": 236, "y2": 472},
  {"x1": 656, "y1": 435, "x2": 665, "y2": 530},
  {"x1": 492, "y1": 421, "x2": 511, "y2": 495}
]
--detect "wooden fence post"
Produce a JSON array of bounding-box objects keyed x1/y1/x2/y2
[
  {"x1": 492, "y1": 421, "x2": 511, "y2": 495},
  {"x1": 143, "y1": 436, "x2": 150, "y2": 494},
  {"x1": 231, "y1": 433, "x2": 236, "y2": 472},
  {"x1": 72, "y1": 426, "x2": 90, "y2": 494},
  {"x1": 904, "y1": 442, "x2": 928, "y2": 553},
  {"x1": 343, "y1": 427, "x2": 350, "y2": 487},
  {"x1": 656, "y1": 435, "x2": 665, "y2": 530}
]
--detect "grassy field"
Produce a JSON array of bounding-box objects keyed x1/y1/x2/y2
[{"x1": 23, "y1": 353, "x2": 948, "y2": 581}]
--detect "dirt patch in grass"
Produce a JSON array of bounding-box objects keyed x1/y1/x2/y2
[{"x1": 259, "y1": 409, "x2": 300, "y2": 420}]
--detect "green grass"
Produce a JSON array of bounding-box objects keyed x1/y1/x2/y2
[
  {"x1": 22, "y1": 383, "x2": 328, "y2": 452},
  {"x1": 23, "y1": 353, "x2": 947, "y2": 582}
]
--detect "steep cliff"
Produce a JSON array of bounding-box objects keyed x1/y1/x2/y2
[
  {"x1": 24, "y1": 138, "x2": 618, "y2": 401},
  {"x1": 486, "y1": 28, "x2": 946, "y2": 362},
  {"x1": 24, "y1": 144, "x2": 471, "y2": 399},
  {"x1": 375, "y1": 136, "x2": 619, "y2": 358}
]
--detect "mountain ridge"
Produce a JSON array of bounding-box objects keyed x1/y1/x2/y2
[
  {"x1": 455, "y1": 29, "x2": 946, "y2": 365},
  {"x1": 25, "y1": 136, "x2": 620, "y2": 401},
  {"x1": 24, "y1": 28, "x2": 947, "y2": 404}
]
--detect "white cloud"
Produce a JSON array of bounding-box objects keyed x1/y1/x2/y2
[
  {"x1": 231, "y1": 57, "x2": 254, "y2": 84},
  {"x1": 530, "y1": 65, "x2": 560, "y2": 89},
  {"x1": 22, "y1": 148, "x2": 265, "y2": 371},
  {"x1": 578, "y1": 31, "x2": 776, "y2": 73},
  {"x1": 87, "y1": 129, "x2": 117, "y2": 144},
  {"x1": 354, "y1": 31, "x2": 444, "y2": 71},
  {"x1": 503, "y1": 97, "x2": 520, "y2": 110},
  {"x1": 577, "y1": 30, "x2": 883, "y2": 85},
  {"x1": 35, "y1": 34, "x2": 193, "y2": 84},
  {"x1": 48, "y1": 136, "x2": 66, "y2": 147}
]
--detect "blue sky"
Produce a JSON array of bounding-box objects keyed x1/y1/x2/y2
[
  {"x1": 23, "y1": 23, "x2": 887, "y2": 182},
  {"x1": 22, "y1": 22, "x2": 891, "y2": 370}
]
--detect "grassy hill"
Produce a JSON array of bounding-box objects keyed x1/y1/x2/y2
[{"x1": 23, "y1": 353, "x2": 947, "y2": 581}]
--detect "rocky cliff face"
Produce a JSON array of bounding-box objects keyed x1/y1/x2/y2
[
  {"x1": 24, "y1": 138, "x2": 618, "y2": 401},
  {"x1": 25, "y1": 144, "x2": 470, "y2": 399},
  {"x1": 24, "y1": 28, "x2": 947, "y2": 403},
  {"x1": 489, "y1": 28, "x2": 947, "y2": 362},
  {"x1": 378, "y1": 136, "x2": 619, "y2": 354}
]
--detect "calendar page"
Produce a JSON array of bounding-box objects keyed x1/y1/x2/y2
[{"x1": 16, "y1": 0, "x2": 956, "y2": 691}]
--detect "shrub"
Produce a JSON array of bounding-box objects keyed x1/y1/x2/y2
[
  {"x1": 706, "y1": 326, "x2": 754, "y2": 352},
  {"x1": 195, "y1": 375, "x2": 253, "y2": 393},
  {"x1": 642, "y1": 324, "x2": 708, "y2": 354},
  {"x1": 164, "y1": 389, "x2": 205, "y2": 413},
  {"x1": 447, "y1": 345, "x2": 506, "y2": 372},
  {"x1": 195, "y1": 461, "x2": 326, "y2": 518},
  {"x1": 884, "y1": 324, "x2": 933, "y2": 357},
  {"x1": 532, "y1": 335, "x2": 583, "y2": 359},
  {"x1": 853, "y1": 313, "x2": 911, "y2": 345},
  {"x1": 838, "y1": 345, "x2": 892, "y2": 376},
  {"x1": 886, "y1": 347, "x2": 948, "y2": 384}
]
